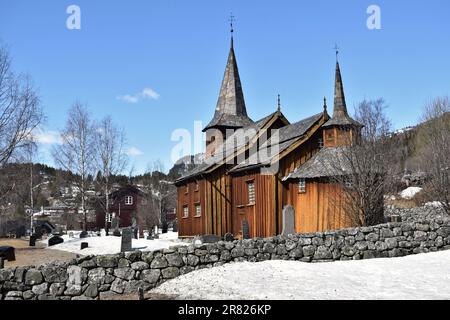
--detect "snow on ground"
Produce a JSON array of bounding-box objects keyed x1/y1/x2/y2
[
  {"x1": 399, "y1": 187, "x2": 423, "y2": 200},
  {"x1": 41, "y1": 231, "x2": 186, "y2": 256},
  {"x1": 152, "y1": 250, "x2": 450, "y2": 300}
]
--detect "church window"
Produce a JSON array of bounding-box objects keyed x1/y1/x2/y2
[
  {"x1": 247, "y1": 181, "x2": 255, "y2": 205},
  {"x1": 298, "y1": 179, "x2": 306, "y2": 193}
]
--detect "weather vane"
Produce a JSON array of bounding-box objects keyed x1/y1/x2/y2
[
  {"x1": 229, "y1": 13, "x2": 235, "y2": 34},
  {"x1": 334, "y1": 43, "x2": 339, "y2": 61}
]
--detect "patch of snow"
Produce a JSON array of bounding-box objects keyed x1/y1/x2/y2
[
  {"x1": 152, "y1": 250, "x2": 450, "y2": 300},
  {"x1": 399, "y1": 187, "x2": 423, "y2": 200},
  {"x1": 41, "y1": 231, "x2": 185, "y2": 256},
  {"x1": 424, "y1": 201, "x2": 443, "y2": 208}
]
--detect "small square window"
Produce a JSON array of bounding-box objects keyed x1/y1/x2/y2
[
  {"x1": 183, "y1": 206, "x2": 189, "y2": 218},
  {"x1": 247, "y1": 181, "x2": 255, "y2": 205},
  {"x1": 298, "y1": 179, "x2": 306, "y2": 193},
  {"x1": 125, "y1": 196, "x2": 133, "y2": 205},
  {"x1": 194, "y1": 204, "x2": 201, "y2": 217}
]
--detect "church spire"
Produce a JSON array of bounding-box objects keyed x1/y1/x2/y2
[
  {"x1": 203, "y1": 15, "x2": 253, "y2": 132},
  {"x1": 333, "y1": 59, "x2": 348, "y2": 119},
  {"x1": 323, "y1": 51, "x2": 362, "y2": 128}
]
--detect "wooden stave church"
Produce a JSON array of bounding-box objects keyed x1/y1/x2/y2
[{"x1": 175, "y1": 33, "x2": 362, "y2": 239}]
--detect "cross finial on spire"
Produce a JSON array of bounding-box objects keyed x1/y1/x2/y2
[
  {"x1": 229, "y1": 13, "x2": 235, "y2": 48},
  {"x1": 229, "y1": 13, "x2": 235, "y2": 34},
  {"x1": 324, "y1": 96, "x2": 327, "y2": 110},
  {"x1": 277, "y1": 94, "x2": 281, "y2": 112},
  {"x1": 334, "y1": 43, "x2": 339, "y2": 62}
]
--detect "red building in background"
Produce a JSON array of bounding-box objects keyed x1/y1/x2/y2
[{"x1": 95, "y1": 185, "x2": 152, "y2": 233}]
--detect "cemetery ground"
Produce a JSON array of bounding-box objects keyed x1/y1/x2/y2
[{"x1": 0, "y1": 238, "x2": 77, "y2": 268}]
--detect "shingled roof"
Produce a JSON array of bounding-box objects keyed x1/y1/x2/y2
[
  {"x1": 203, "y1": 37, "x2": 253, "y2": 131},
  {"x1": 283, "y1": 147, "x2": 352, "y2": 180},
  {"x1": 175, "y1": 112, "x2": 281, "y2": 183},
  {"x1": 229, "y1": 112, "x2": 325, "y2": 173},
  {"x1": 322, "y1": 61, "x2": 362, "y2": 128}
]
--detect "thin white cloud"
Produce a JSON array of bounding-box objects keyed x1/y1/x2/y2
[
  {"x1": 117, "y1": 87, "x2": 160, "y2": 104},
  {"x1": 34, "y1": 130, "x2": 62, "y2": 145},
  {"x1": 126, "y1": 147, "x2": 144, "y2": 156}
]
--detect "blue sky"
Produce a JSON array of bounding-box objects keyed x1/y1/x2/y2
[{"x1": 1, "y1": 0, "x2": 449, "y2": 174}]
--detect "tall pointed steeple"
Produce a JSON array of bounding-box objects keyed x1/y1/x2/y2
[
  {"x1": 323, "y1": 55, "x2": 362, "y2": 128},
  {"x1": 203, "y1": 20, "x2": 253, "y2": 132}
]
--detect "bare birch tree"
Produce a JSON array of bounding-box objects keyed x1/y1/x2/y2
[
  {"x1": 416, "y1": 97, "x2": 450, "y2": 214},
  {"x1": 94, "y1": 115, "x2": 128, "y2": 234},
  {"x1": 0, "y1": 46, "x2": 44, "y2": 198},
  {"x1": 52, "y1": 102, "x2": 95, "y2": 234},
  {"x1": 326, "y1": 98, "x2": 392, "y2": 226}
]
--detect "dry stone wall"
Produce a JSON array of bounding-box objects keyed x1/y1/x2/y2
[{"x1": 1, "y1": 208, "x2": 450, "y2": 300}]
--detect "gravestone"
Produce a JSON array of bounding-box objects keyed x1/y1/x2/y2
[
  {"x1": 282, "y1": 205, "x2": 296, "y2": 236},
  {"x1": 241, "y1": 220, "x2": 250, "y2": 240},
  {"x1": 80, "y1": 242, "x2": 88, "y2": 250},
  {"x1": 0, "y1": 257, "x2": 4, "y2": 269},
  {"x1": 172, "y1": 220, "x2": 178, "y2": 232},
  {"x1": 79, "y1": 231, "x2": 88, "y2": 239},
  {"x1": 68, "y1": 232, "x2": 74, "y2": 238},
  {"x1": 121, "y1": 228, "x2": 133, "y2": 252},
  {"x1": 224, "y1": 233, "x2": 234, "y2": 242},
  {"x1": 131, "y1": 217, "x2": 138, "y2": 239},
  {"x1": 48, "y1": 236, "x2": 64, "y2": 247},
  {"x1": 113, "y1": 229, "x2": 121, "y2": 237},
  {"x1": 162, "y1": 222, "x2": 168, "y2": 234},
  {"x1": 0, "y1": 246, "x2": 15, "y2": 261},
  {"x1": 29, "y1": 235, "x2": 37, "y2": 247},
  {"x1": 201, "y1": 234, "x2": 220, "y2": 243}
]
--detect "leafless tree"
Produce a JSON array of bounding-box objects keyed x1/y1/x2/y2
[
  {"x1": 415, "y1": 97, "x2": 450, "y2": 214},
  {"x1": 52, "y1": 102, "x2": 96, "y2": 232},
  {"x1": 326, "y1": 98, "x2": 393, "y2": 226},
  {"x1": 94, "y1": 115, "x2": 128, "y2": 234},
  {"x1": 0, "y1": 46, "x2": 44, "y2": 197}
]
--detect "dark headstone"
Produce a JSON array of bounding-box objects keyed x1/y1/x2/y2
[
  {"x1": 48, "y1": 235, "x2": 64, "y2": 247},
  {"x1": 282, "y1": 205, "x2": 296, "y2": 236},
  {"x1": 162, "y1": 222, "x2": 168, "y2": 234},
  {"x1": 133, "y1": 228, "x2": 138, "y2": 240},
  {"x1": 146, "y1": 235, "x2": 154, "y2": 240},
  {"x1": 80, "y1": 242, "x2": 89, "y2": 250},
  {"x1": 0, "y1": 246, "x2": 15, "y2": 261},
  {"x1": 242, "y1": 220, "x2": 250, "y2": 240},
  {"x1": 0, "y1": 257, "x2": 4, "y2": 269},
  {"x1": 121, "y1": 228, "x2": 133, "y2": 253},
  {"x1": 29, "y1": 235, "x2": 37, "y2": 247},
  {"x1": 172, "y1": 220, "x2": 178, "y2": 232},
  {"x1": 79, "y1": 231, "x2": 88, "y2": 238},
  {"x1": 113, "y1": 229, "x2": 121, "y2": 237},
  {"x1": 201, "y1": 234, "x2": 220, "y2": 243},
  {"x1": 224, "y1": 233, "x2": 234, "y2": 242}
]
